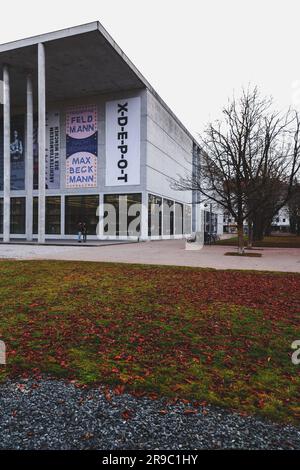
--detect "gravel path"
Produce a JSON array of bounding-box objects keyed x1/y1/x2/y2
[{"x1": 0, "y1": 378, "x2": 299, "y2": 450}]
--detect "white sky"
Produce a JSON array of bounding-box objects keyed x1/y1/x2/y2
[{"x1": 1, "y1": 0, "x2": 300, "y2": 137}]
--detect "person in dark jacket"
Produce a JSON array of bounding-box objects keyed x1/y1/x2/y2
[
  {"x1": 82, "y1": 222, "x2": 88, "y2": 243},
  {"x1": 77, "y1": 221, "x2": 83, "y2": 243}
]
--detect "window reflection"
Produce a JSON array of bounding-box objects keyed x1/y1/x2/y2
[
  {"x1": 65, "y1": 195, "x2": 99, "y2": 235},
  {"x1": 46, "y1": 197, "x2": 61, "y2": 234},
  {"x1": 10, "y1": 197, "x2": 25, "y2": 234},
  {"x1": 148, "y1": 194, "x2": 162, "y2": 236},
  {"x1": 103, "y1": 194, "x2": 141, "y2": 236},
  {"x1": 163, "y1": 198, "x2": 174, "y2": 236}
]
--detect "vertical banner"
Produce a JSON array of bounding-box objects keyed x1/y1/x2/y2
[
  {"x1": 0, "y1": 118, "x2": 3, "y2": 191},
  {"x1": 45, "y1": 111, "x2": 60, "y2": 189},
  {"x1": 33, "y1": 117, "x2": 39, "y2": 190},
  {"x1": 32, "y1": 111, "x2": 61, "y2": 190},
  {"x1": 66, "y1": 105, "x2": 98, "y2": 188},
  {"x1": 105, "y1": 96, "x2": 141, "y2": 186},
  {"x1": 10, "y1": 115, "x2": 25, "y2": 190}
]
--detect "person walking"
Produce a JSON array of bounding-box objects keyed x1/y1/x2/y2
[
  {"x1": 77, "y1": 221, "x2": 83, "y2": 243},
  {"x1": 82, "y1": 222, "x2": 88, "y2": 243}
]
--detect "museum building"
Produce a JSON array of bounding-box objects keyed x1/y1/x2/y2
[{"x1": 0, "y1": 21, "x2": 202, "y2": 242}]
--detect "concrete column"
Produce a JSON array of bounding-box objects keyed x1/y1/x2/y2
[
  {"x1": 38, "y1": 43, "x2": 46, "y2": 243},
  {"x1": 25, "y1": 74, "x2": 33, "y2": 241},
  {"x1": 3, "y1": 65, "x2": 10, "y2": 243},
  {"x1": 192, "y1": 144, "x2": 201, "y2": 233},
  {"x1": 192, "y1": 143, "x2": 197, "y2": 233}
]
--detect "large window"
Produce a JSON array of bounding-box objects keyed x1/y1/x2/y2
[
  {"x1": 32, "y1": 197, "x2": 61, "y2": 235},
  {"x1": 10, "y1": 197, "x2": 25, "y2": 234},
  {"x1": 33, "y1": 197, "x2": 38, "y2": 234},
  {"x1": 0, "y1": 199, "x2": 3, "y2": 234},
  {"x1": 163, "y1": 199, "x2": 174, "y2": 236},
  {"x1": 104, "y1": 194, "x2": 141, "y2": 237},
  {"x1": 65, "y1": 195, "x2": 99, "y2": 235},
  {"x1": 175, "y1": 202, "x2": 183, "y2": 235},
  {"x1": 46, "y1": 197, "x2": 61, "y2": 234},
  {"x1": 148, "y1": 194, "x2": 162, "y2": 237},
  {"x1": 204, "y1": 210, "x2": 218, "y2": 235},
  {"x1": 127, "y1": 194, "x2": 141, "y2": 237}
]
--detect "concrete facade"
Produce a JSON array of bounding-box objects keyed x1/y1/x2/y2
[
  {"x1": 146, "y1": 89, "x2": 193, "y2": 203},
  {"x1": 0, "y1": 22, "x2": 201, "y2": 242}
]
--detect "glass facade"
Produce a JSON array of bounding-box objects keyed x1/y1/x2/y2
[
  {"x1": 163, "y1": 198, "x2": 174, "y2": 236},
  {"x1": 174, "y1": 202, "x2": 183, "y2": 235},
  {"x1": 204, "y1": 210, "x2": 218, "y2": 234},
  {"x1": 0, "y1": 199, "x2": 3, "y2": 234},
  {"x1": 0, "y1": 194, "x2": 191, "y2": 238},
  {"x1": 46, "y1": 197, "x2": 61, "y2": 234},
  {"x1": 127, "y1": 193, "x2": 141, "y2": 237},
  {"x1": 10, "y1": 197, "x2": 25, "y2": 234},
  {"x1": 148, "y1": 195, "x2": 191, "y2": 237},
  {"x1": 33, "y1": 197, "x2": 38, "y2": 234},
  {"x1": 148, "y1": 194, "x2": 162, "y2": 236},
  {"x1": 33, "y1": 196, "x2": 61, "y2": 234},
  {"x1": 65, "y1": 195, "x2": 99, "y2": 235},
  {"x1": 104, "y1": 194, "x2": 141, "y2": 236}
]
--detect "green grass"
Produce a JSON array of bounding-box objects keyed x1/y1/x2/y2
[{"x1": 0, "y1": 260, "x2": 299, "y2": 424}]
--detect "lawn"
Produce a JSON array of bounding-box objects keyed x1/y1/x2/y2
[
  {"x1": 0, "y1": 260, "x2": 299, "y2": 424},
  {"x1": 218, "y1": 234, "x2": 300, "y2": 248}
]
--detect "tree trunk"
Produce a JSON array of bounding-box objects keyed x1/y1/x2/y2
[
  {"x1": 237, "y1": 222, "x2": 244, "y2": 254},
  {"x1": 253, "y1": 216, "x2": 264, "y2": 241},
  {"x1": 264, "y1": 216, "x2": 273, "y2": 236},
  {"x1": 248, "y1": 221, "x2": 253, "y2": 248}
]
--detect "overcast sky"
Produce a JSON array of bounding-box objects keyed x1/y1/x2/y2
[{"x1": 1, "y1": 0, "x2": 300, "y2": 137}]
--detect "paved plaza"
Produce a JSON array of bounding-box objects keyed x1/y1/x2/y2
[{"x1": 0, "y1": 240, "x2": 299, "y2": 272}]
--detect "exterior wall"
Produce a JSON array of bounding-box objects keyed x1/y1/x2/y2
[
  {"x1": 1, "y1": 86, "x2": 196, "y2": 240},
  {"x1": 145, "y1": 90, "x2": 193, "y2": 204},
  {"x1": 4, "y1": 88, "x2": 147, "y2": 198},
  {"x1": 1, "y1": 88, "x2": 148, "y2": 239}
]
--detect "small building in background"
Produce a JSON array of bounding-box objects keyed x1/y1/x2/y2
[{"x1": 271, "y1": 207, "x2": 290, "y2": 232}]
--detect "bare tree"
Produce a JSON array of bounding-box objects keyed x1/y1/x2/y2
[
  {"x1": 172, "y1": 87, "x2": 300, "y2": 253},
  {"x1": 289, "y1": 181, "x2": 300, "y2": 235}
]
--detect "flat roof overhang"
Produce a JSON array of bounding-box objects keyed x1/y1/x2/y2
[
  {"x1": 0, "y1": 22, "x2": 147, "y2": 109},
  {"x1": 0, "y1": 21, "x2": 199, "y2": 147}
]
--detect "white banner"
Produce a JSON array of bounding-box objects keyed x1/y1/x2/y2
[
  {"x1": 105, "y1": 97, "x2": 141, "y2": 186},
  {"x1": 45, "y1": 111, "x2": 60, "y2": 189}
]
